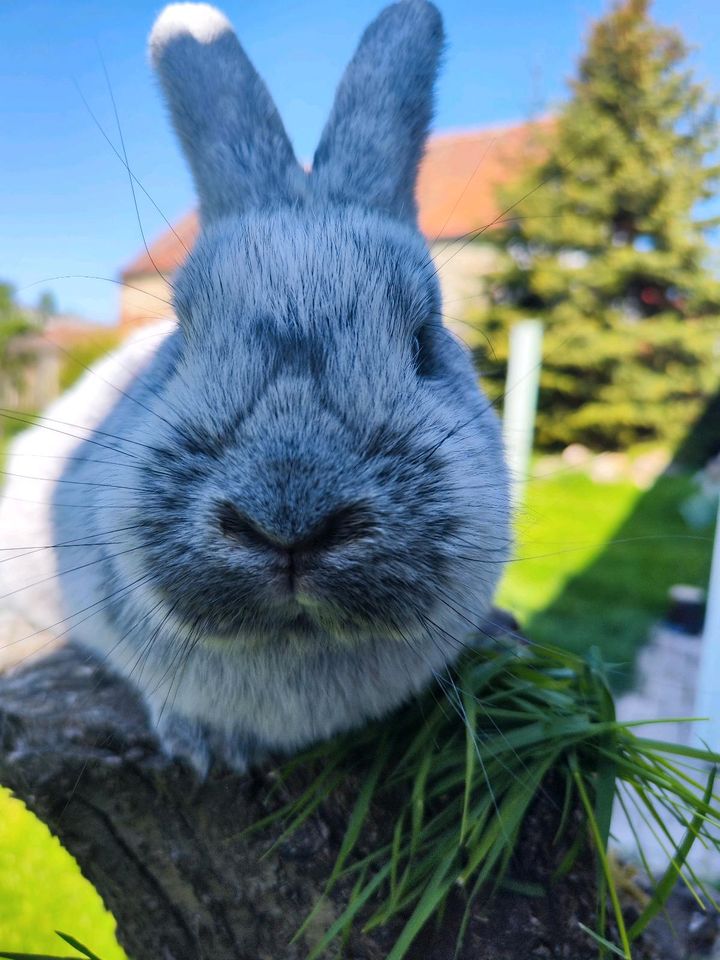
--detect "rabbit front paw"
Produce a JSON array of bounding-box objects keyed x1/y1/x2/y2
[{"x1": 153, "y1": 710, "x2": 250, "y2": 778}]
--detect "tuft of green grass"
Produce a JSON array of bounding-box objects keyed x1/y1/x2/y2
[{"x1": 255, "y1": 642, "x2": 720, "y2": 960}]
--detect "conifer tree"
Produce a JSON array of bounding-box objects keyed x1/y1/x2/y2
[{"x1": 475, "y1": 0, "x2": 720, "y2": 451}]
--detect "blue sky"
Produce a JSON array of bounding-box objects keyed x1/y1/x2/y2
[{"x1": 2, "y1": 0, "x2": 720, "y2": 323}]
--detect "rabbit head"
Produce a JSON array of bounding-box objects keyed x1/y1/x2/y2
[{"x1": 109, "y1": 0, "x2": 510, "y2": 659}]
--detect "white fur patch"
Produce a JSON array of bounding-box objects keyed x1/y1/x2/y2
[
  {"x1": 149, "y1": 3, "x2": 233, "y2": 63},
  {"x1": 0, "y1": 322, "x2": 173, "y2": 663}
]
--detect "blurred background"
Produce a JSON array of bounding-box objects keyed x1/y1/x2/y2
[{"x1": 2, "y1": 0, "x2": 720, "y2": 954}]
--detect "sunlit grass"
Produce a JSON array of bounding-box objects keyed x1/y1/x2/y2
[
  {"x1": 499, "y1": 470, "x2": 642, "y2": 623},
  {"x1": 499, "y1": 469, "x2": 714, "y2": 686},
  {"x1": 0, "y1": 789, "x2": 126, "y2": 958}
]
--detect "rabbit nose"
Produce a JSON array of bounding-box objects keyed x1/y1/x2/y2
[
  {"x1": 290, "y1": 502, "x2": 375, "y2": 553},
  {"x1": 217, "y1": 501, "x2": 374, "y2": 555}
]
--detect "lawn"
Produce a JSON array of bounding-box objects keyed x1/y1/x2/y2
[
  {"x1": 499, "y1": 467, "x2": 715, "y2": 688},
  {"x1": 0, "y1": 448, "x2": 714, "y2": 953},
  {"x1": 0, "y1": 789, "x2": 126, "y2": 959},
  {"x1": 498, "y1": 469, "x2": 644, "y2": 627}
]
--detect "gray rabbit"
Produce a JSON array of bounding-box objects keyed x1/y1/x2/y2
[{"x1": 0, "y1": 1, "x2": 510, "y2": 774}]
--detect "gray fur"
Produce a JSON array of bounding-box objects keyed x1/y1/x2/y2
[
  {"x1": 311, "y1": 0, "x2": 444, "y2": 222},
  {"x1": 4, "y1": 1, "x2": 510, "y2": 774},
  {"x1": 149, "y1": 2, "x2": 307, "y2": 221}
]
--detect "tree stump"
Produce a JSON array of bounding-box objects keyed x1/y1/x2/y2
[{"x1": 0, "y1": 640, "x2": 708, "y2": 960}]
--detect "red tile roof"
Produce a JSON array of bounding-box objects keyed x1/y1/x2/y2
[
  {"x1": 123, "y1": 211, "x2": 200, "y2": 280},
  {"x1": 416, "y1": 120, "x2": 551, "y2": 240},
  {"x1": 122, "y1": 119, "x2": 551, "y2": 279}
]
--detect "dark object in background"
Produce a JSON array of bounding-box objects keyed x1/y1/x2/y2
[{"x1": 665, "y1": 584, "x2": 706, "y2": 635}]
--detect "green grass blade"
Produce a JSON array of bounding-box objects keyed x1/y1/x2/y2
[
  {"x1": 577, "y1": 922, "x2": 628, "y2": 957},
  {"x1": 384, "y1": 851, "x2": 455, "y2": 960},
  {"x1": 329, "y1": 738, "x2": 389, "y2": 885},
  {"x1": 630, "y1": 739, "x2": 720, "y2": 765},
  {"x1": 460, "y1": 685, "x2": 478, "y2": 845},
  {"x1": 629, "y1": 766, "x2": 717, "y2": 940},
  {"x1": 305, "y1": 863, "x2": 392, "y2": 960},
  {"x1": 0, "y1": 954, "x2": 80, "y2": 960},
  {"x1": 410, "y1": 748, "x2": 434, "y2": 856},
  {"x1": 53, "y1": 934, "x2": 103, "y2": 960},
  {"x1": 572, "y1": 761, "x2": 631, "y2": 959}
]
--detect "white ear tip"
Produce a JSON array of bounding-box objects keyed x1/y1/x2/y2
[{"x1": 149, "y1": 3, "x2": 233, "y2": 62}]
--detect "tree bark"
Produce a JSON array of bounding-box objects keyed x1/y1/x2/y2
[{"x1": 0, "y1": 636, "x2": 699, "y2": 960}]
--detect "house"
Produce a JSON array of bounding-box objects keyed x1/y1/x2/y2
[
  {"x1": 1, "y1": 317, "x2": 119, "y2": 413},
  {"x1": 119, "y1": 119, "x2": 550, "y2": 331}
]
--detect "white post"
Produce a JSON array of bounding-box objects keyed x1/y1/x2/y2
[
  {"x1": 694, "y1": 497, "x2": 720, "y2": 750},
  {"x1": 502, "y1": 319, "x2": 543, "y2": 505}
]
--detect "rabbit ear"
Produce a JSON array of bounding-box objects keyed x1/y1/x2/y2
[
  {"x1": 149, "y1": 3, "x2": 305, "y2": 222},
  {"x1": 311, "y1": 0, "x2": 444, "y2": 224}
]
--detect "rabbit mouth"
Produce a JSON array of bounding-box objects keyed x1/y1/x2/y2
[
  {"x1": 274, "y1": 597, "x2": 375, "y2": 644},
  {"x1": 184, "y1": 591, "x2": 383, "y2": 647}
]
